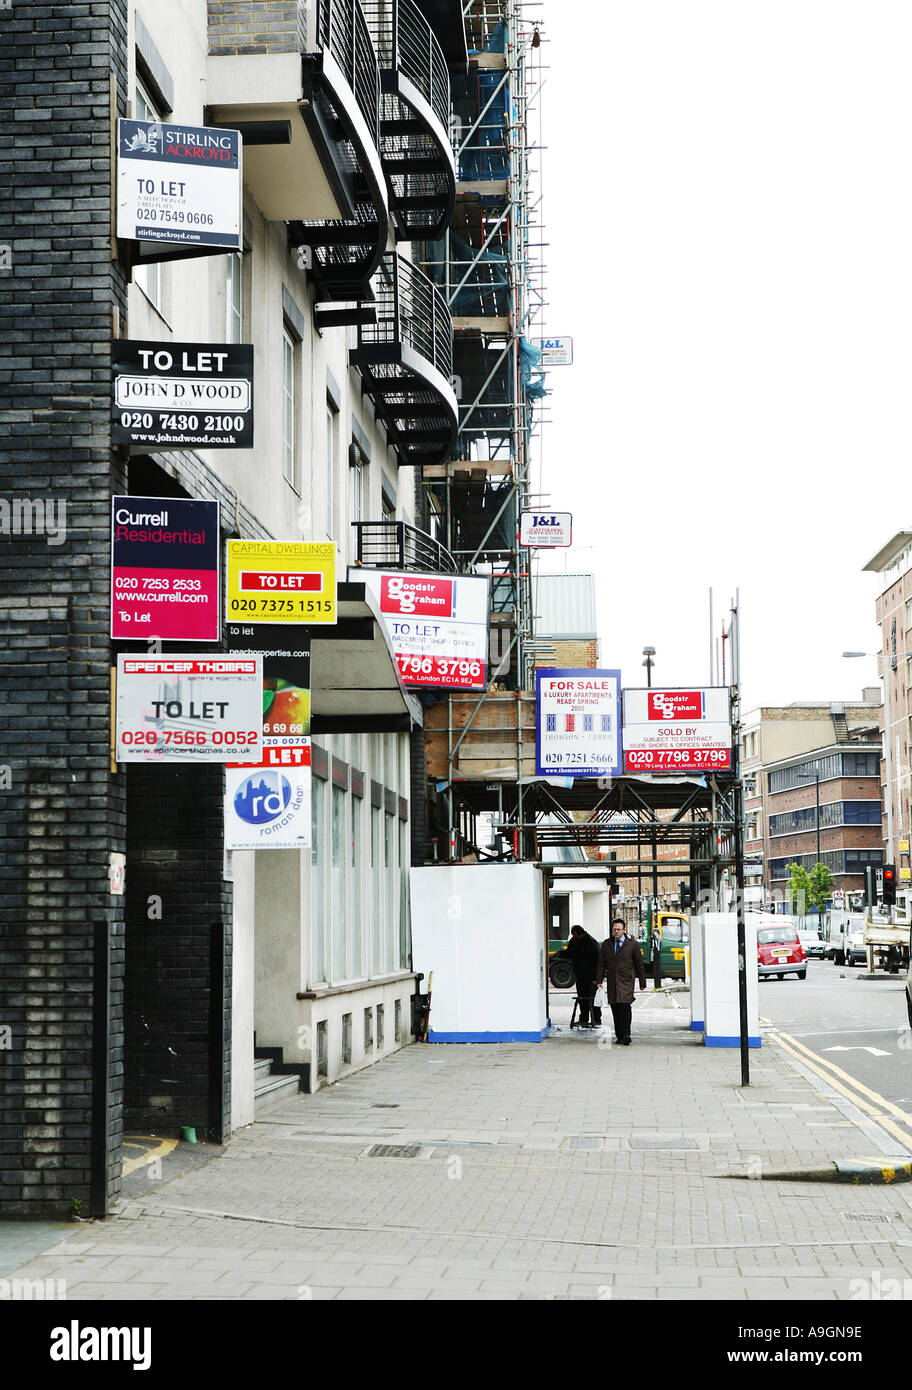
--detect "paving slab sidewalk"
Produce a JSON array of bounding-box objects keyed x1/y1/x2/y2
[{"x1": 4, "y1": 992, "x2": 912, "y2": 1300}]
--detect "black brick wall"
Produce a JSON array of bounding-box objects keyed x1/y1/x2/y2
[
  {"x1": 125, "y1": 762, "x2": 232, "y2": 1139},
  {"x1": 0, "y1": 1, "x2": 130, "y2": 1217}
]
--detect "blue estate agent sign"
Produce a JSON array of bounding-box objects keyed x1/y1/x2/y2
[
  {"x1": 535, "y1": 668, "x2": 622, "y2": 779},
  {"x1": 116, "y1": 118, "x2": 242, "y2": 250}
]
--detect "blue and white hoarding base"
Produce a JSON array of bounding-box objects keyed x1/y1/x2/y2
[{"x1": 429, "y1": 1028, "x2": 551, "y2": 1043}]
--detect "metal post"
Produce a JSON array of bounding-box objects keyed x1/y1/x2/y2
[
  {"x1": 816, "y1": 770, "x2": 821, "y2": 863},
  {"x1": 209, "y1": 919, "x2": 226, "y2": 1143},
  {"x1": 731, "y1": 592, "x2": 750, "y2": 1086},
  {"x1": 884, "y1": 658, "x2": 896, "y2": 861},
  {"x1": 90, "y1": 918, "x2": 111, "y2": 1217}
]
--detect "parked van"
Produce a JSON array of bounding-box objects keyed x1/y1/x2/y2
[{"x1": 826, "y1": 911, "x2": 867, "y2": 967}]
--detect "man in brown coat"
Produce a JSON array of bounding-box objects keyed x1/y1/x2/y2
[{"x1": 596, "y1": 917, "x2": 647, "y2": 1044}]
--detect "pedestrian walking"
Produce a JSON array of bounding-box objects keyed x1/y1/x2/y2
[
  {"x1": 596, "y1": 917, "x2": 647, "y2": 1044},
  {"x1": 560, "y1": 924, "x2": 601, "y2": 1026},
  {"x1": 651, "y1": 922, "x2": 663, "y2": 989}
]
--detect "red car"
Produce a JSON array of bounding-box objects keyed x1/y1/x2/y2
[{"x1": 757, "y1": 923, "x2": 807, "y2": 980}]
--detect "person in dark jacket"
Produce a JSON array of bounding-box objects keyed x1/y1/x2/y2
[
  {"x1": 596, "y1": 918, "x2": 647, "y2": 1044},
  {"x1": 560, "y1": 924, "x2": 601, "y2": 1026},
  {"x1": 650, "y1": 923, "x2": 663, "y2": 989}
]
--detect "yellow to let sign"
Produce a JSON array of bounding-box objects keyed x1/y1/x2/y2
[
  {"x1": 226, "y1": 540, "x2": 336, "y2": 624},
  {"x1": 900, "y1": 867, "x2": 911, "y2": 880}
]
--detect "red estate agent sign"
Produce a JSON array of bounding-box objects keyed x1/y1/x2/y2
[
  {"x1": 111, "y1": 495, "x2": 220, "y2": 641},
  {"x1": 622, "y1": 687, "x2": 732, "y2": 773}
]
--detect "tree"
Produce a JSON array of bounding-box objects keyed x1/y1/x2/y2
[
  {"x1": 807, "y1": 863, "x2": 835, "y2": 918},
  {"x1": 787, "y1": 863, "x2": 811, "y2": 916}
]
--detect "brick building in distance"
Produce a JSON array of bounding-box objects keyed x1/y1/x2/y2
[{"x1": 740, "y1": 698, "x2": 883, "y2": 905}]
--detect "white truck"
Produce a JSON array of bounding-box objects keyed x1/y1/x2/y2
[{"x1": 825, "y1": 911, "x2": 867, "y2": 967}]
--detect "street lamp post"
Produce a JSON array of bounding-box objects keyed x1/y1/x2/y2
[
  {"x1": 642, "y1": 646, "x2": 656, "y2": 688},
  {"x1": 795, "y1": 767, "x2": 821, "y2": 863}
]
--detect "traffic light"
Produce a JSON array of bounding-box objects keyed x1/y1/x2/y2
[
  {"x1": 679, "y1": 879, "x2": 693, "y2": 910},
  {"x1": 882, "y1": 863, "x2": 897, "y2": 906}
]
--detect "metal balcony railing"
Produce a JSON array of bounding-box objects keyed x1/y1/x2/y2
[
  {"x1": 362, "y1": 0, "x2": 450, "y2": 133},
  {"x1": 352, "y1": 520, "x2": 458, "y2": 574},
  {"x1": 360, "y1": 252, "x2": 453, "y2": 382},
  {"x1": 316, "y1": 0, "x2": 381, "y2": 147}
]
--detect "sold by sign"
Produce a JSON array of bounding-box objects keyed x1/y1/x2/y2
[
  {"x1": 227, "y1": 541, "x2": 336, "y2": 625},
  {"x1": 623, "y1": 687, "x2": 731, "y2": 773}
]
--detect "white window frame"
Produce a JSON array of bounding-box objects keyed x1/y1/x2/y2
[
  {"x1": 133, "y1": 80, "x2": 165, "y2": 315},
  {"x1": 283, "y1": 326, "x2": 297, "y2": 489}
]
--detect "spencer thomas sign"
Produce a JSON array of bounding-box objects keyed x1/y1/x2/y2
[
  {"x1": 116, "y1": 119, "x2": 242, "y2": 249},
  {"x1": 110, "y1": 495, "x2": 219, "y2": 641},
  {"x1": 535, "y1": 668, "x2": 622, "y2": 778},
  {"x1": 115, "y1": 656, "x2": 263, "y2": 763},
  {"x1": 112, "y1": 341, "x2": 253, "y2": 448},
  {"x1": 622, "y1": 687, "x2": 732, "y2": 773}
]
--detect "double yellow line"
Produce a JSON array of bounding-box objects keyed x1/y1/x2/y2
[{"x1": 767, "y1": 1029, "x2": 912, "y2": 1154}]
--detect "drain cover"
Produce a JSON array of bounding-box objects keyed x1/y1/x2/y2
[
  {"x1": 366, "y1": 1143, "x2": 423, "y2": 1158},
  {"x1": 372, "y1": 1103, "x2": 400, "y2": 1109},
  {"x1": 568, "y1": 1137, "x2": 602, "y2": 1150},
  {"x1": 841, "y1": 1212, "x2": 895, "y2": 1223},
  {"x1": 629, "y1": 1137, "x2": 698, "y2": 1150}
]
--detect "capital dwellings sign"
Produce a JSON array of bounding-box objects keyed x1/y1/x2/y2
[{"x1": 116, "y1": 118, "x2": 242, "y2": 249}]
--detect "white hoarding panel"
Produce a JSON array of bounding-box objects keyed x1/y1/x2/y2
[
  {"x1": 117, "y1": 119, "x2": 242, "y2": 250},
  {"x1": 622, "y1": 687, "x2": 732, "y2": 774},
  {"x1": 116, "y1": 656, "x2": 262, "y2": 763},
  {"x1": 535, "y1": 668, "x2": 622, "y2": 778},
  {"x1": 519, "y1": 511, "x2": 572, "y2": 547},
  {"x1": 410, "y1": 864, "x2": 548, "y2": 1041},
  {"x1": 352, "y1": 568, "x2": 489, "y2": 690}
]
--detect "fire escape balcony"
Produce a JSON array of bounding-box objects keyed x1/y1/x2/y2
[
  {"x1": 362, "y1": 0, "x2": 456, "y2": 242},
  {"x1": 352, "y1": 520, "x2": 458, "y2": 573},
  {"x1": 351, "y1": 252, "x2": 458, "y2": 468},
  {"x1": 206, "y1": 0, "x2": 389, "y2": 300}
]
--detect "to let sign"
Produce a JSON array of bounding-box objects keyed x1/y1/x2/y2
[
  {"x1": 116, "y1": 656, "x2": 263, "y2": 763},
  {"x1": 622, "y1": 687, "x2": 732, "y2": 773},
  {"x1": 353, "y1": 568, "x2": 489, "y2": 690},
  {"x1": 227, "y1": 541, "x2": 336, "y2": 625},
  {"x1": 112, "y1": 341, "x2": 253, "y2": 449},
  {"x1": 117, "y1": 118, "x2": 242, "y2": 249},
  {"x1": 110, "y1": 495, "x2": 219, "y2": 641}
]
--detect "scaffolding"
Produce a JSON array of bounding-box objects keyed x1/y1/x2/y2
[{"x1": 416, "y1": 0, "x2": 549, "y2": 859}]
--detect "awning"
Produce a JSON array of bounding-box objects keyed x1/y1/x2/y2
[{"x1": 309, "y1": 581, "x2": 422, "y2": 733}]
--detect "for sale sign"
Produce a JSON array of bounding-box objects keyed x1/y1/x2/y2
[
  {"x1": 112, "y1": 341, "x2": 253, "y2": 449},
  {"x1": 519, "y1": 511, "x2": 572, "y2": 548},
  {"x1": 117, "y1": 119, "x2": 242, "y2": 249},
  {"x1": 622, "y1": 687, "x2": 732, "y2": 773},
  {"x1": 535, "y1": 669, "x2": 622, "y2": 778},
  {"x1": 352, "y1": 568, "x2": 489, "y2": 689},
  {"x1": 115, "y1": 656, "x2": 262, "y2": 763},
  {"x1": 111, "y1": 495, "x2": 219, "y2": 641},
  {"x1": 227, "y1": 541, "x2": 336, "y2": 625}
]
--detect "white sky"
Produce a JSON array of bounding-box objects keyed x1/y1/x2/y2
[{"x1": 533, "y1": 1, "x2": 909, "y2": 709}]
